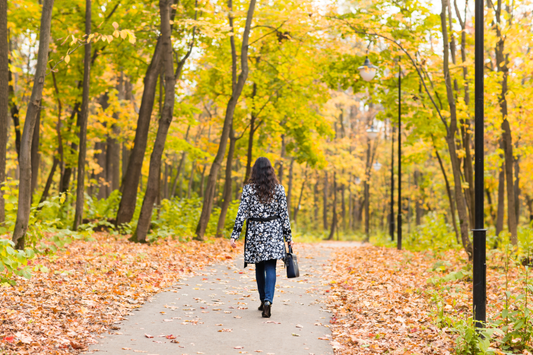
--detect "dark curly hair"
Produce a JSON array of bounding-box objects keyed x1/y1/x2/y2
[{"x1": 247, "y1": 157, "x2": 279, "y2": 203}]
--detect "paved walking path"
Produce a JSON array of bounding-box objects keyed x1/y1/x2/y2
[{"x1": 85, "y1": 243, "x2": 353, "y2": 355}]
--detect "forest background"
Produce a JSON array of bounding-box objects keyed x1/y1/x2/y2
[{"x1": 2, "y1": 0, "x2": 533, "y2": 259}]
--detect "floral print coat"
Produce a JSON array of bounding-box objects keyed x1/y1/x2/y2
[{"x1": 231, "y1": 184, "x2": 293, "y2": 265}]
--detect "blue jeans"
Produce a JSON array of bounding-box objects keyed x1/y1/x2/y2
[{"x1": 256, "y1": 259, "x2": 277, "y2": 303}]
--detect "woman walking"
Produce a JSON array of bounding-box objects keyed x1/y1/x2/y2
[{"x1": 230, "y1": 157, "x2": 293, "y2": 318}]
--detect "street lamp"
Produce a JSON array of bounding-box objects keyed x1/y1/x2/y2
[
  {"x1": 473, "y1": 0, "x2": 486, "y2": 328},
  {"x1": 397, "y1": 57, "x2": 402, "y2": 251},
  {"x1": 358, "y1": 57, "x2": 378, "y2": 82}
]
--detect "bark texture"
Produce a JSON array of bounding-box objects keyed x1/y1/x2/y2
[
  {"x1": 72, "y1": 0, "x2": 92, "y2": 230},
  {"x1": 12, "y1": 0, "x2": 55, "y2": 248},
  {"x1": 0, "y1": 0, "x2": 7, "y2": 224},
  {"x1": 440, "y1": 0, "x2": 472, "y2": 257},
  {"x1": 216, "y1": 127, "x2": 237, "y2": 237},
  {"x1": 115, "y1": 38, "x2": 163, "y2": 227},
  {"x1": 133, "y1": 0, "x2": 184, "y2": 242},
  {"x1": 494, "y1": 0, "x2": 517, "y2": 244}
]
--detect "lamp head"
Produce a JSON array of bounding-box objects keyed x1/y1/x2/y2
[
  {"x1": 366, "y1": 127, "x2": 379, "y2": 141},
  {"x1": 358, "y1": 57, "x2": 378, "y2": 82}
]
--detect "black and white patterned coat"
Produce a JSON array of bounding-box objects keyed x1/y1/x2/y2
[{"x1": 231, "y1": 184, "x2": 293, "y2": 264}]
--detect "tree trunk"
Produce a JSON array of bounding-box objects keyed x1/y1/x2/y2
[
  {"x1": 72, "y1": 0, "x2": 92, "y2": 230},
  {"x1": 132, "y1": 0, "x2": 179, "y2": 243},
  {"x1": 287, "y1": 157, "x2": 295, "y2": 218},
  {"x1": 495, "y1": 0, "x2": 517, "y2": 244},
  {"x1": 164, "y1": 164, "x2": 170, "y2": 200},
  {"x1": 8, "y1": 57, "x2": 21, "y2": 159},
  {"x1": 450, "y1": 1, "x2": 475, "y2": 229},
  {"x1": 341, "y1": 182, "x2": 346, "y2": 231},
  {"x1": 200, "y1": 164, "x2": 206, "y2": 198},
  {"x1": 440, "y1": 0, "x2": 472, "y2": 256},
  {"x1": 415, "y1": 170, "x2": 422, "y2": 225},
  {"x1": 121, "y1": 142, "x2": 131, "y2": 183},
  {"x1": 293, "y1": 168, "x2": 308, "y2": 225},
  {"x1": 313, "y1": 172, "x2": 319, "y2": 226},
  {"x1": 486, "y1": 187, "x2": 496, "y2": 225},
  {"x1": 39, "y1": 158, "x2": 58, "y2": 206},
  {"x1": 187, "y1": 161, "x2": 197, "y2": 199},
  {"x1": 115, "y1": 38, "x2": 163, "y2": 227},
  {"x1": 526, "y1": 194, "x2": 533, "y2": 224},
  {"x1": 0, "y1": 0, "x2": 6, "y2": 224},
  {"x1": 30, "y1": 108, "x2": 41, "y2": 200},
  {"x1": 433, "y1": 146, "x2": 460, "y2": 243},
  {"x1": 12, "y1": 0, "x2": 54, "y2": 248},
  {"x1": 108, "y1": 77, "x2": 123, "y2": 195},
  {"x1": 107, "y1": 124, "x2": 120, "y2": 194},
  {"x1": 496, "y1": 156, "x2": 505, "y2": 237},
  {"x1": 216, "y1": 127, "x2": 237, "y2": 237},
  {"x1": 323, "y1": 171, "x2": 328, "y2": 230},
  {"x1": 195, "y1": 0, "x2": 256, "y2": 240},
  {"x1": 328, "y1": 173, "x2": 337, "y2": 240},
  {"x1": 96, "y1": 94, "x2": 109, "y2": 199},
  {"x1": 243, "y1": 83, "x2": 257, "y2": 183},
  {"x1": 364, "y1": 179, "x2": 370, "y2": 242},
  {"x1": 170, "y1": 127, "x2": 190, "y2": 197},
  {"x1": 278, "y1": 134, "x2": 285, "y2": 185}
]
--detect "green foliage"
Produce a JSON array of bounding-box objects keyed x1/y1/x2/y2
[
  {"x1": 453, "y1": 317, "x2": 500, "y2": 355},
  {"x1": 147, "y1": 198, "x2": 240, "y2": 242},
  {"x1": 404, "y1": 212, "x2": 460, "y2": 252},
  {"x1": 370, "y1": 212, "x2": 459, "y2": 252},
  {"x1": 0, "y1": 239, "x2": 35, "y2": 285},
  {"x1": 84, "y1": 190, "x2": 122, "y2": 221}
]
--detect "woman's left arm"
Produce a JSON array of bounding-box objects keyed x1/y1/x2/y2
[{"x1": 230, "y1": 185, "x2": 251, "y2": 244}]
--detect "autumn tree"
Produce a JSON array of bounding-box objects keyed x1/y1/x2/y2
[
  {"x1": 12, "y1": 0, "x2": 55, "y2": 249},
  {"x1": 195, "y1": 0, "x2": 256, "y2": 241}
]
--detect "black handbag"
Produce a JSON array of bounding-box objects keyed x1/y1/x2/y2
[{"x1": 284, "y1": 244, "x2": 300, "y2": 278}]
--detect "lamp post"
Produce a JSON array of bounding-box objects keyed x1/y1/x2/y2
[
  {"x1": 473, "y1": 0, "x2": 486, "y2": 328},
  {"x1": 390, "y1": 122, "x2": 395, "y2": 241}
]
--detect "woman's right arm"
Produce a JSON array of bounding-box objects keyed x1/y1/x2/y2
[{"x1": 230, "y1": 185, "x2": 251, "y2": 241}]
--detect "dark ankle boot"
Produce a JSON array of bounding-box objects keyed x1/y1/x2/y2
[
  {"x1": 258, "y1": 302, "x2": 264, "y2": 311},
  {"x1": 262, "y1": 301, "x2": 271, "y2": 318}
]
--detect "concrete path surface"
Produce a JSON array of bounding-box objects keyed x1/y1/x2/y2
[{"x1": 85, "y1": 243, "x2": 353, "y2": 355}]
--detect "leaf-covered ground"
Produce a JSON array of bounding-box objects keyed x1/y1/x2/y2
[
  {"x1": 326, "y1": 244, "x2": 533, "y2": 354},
  {"x1": 326, "y1": 245, "x2": 456, "y2": 354},
  {"x1": 0, "y1": 234, "x2": 235, "y2": 354}
]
